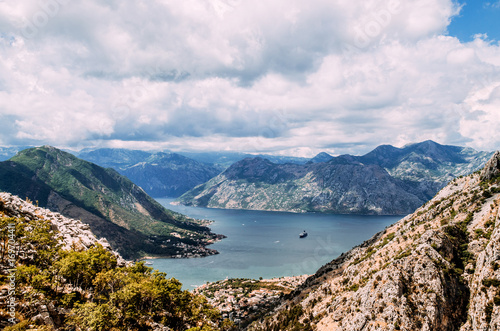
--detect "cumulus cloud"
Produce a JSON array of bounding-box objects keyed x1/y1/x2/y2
[{"x1": 0, "y1": 0, "x2": 499, "y2": 156}]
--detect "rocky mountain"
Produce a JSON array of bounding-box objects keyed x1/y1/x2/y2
[
  {"x1": 77, "y1": 148, "x2": 222, "y2": 197},
  {"x1": 120, "y1": 152, "x2": 222, "y2": 197},
  {"x1": 359, "y1": 140, "x2": 492, "y2": 185},
  {"x1": 243, "y1": 151, "x2": 500, "y2": 330},
  {"x1": 179, "y1": 151, "x2": 309, "y2": 169},
  {"x1": 0, "y1": 146, "x2": 223, "y2": 259},
  {"x1": 309, "y1": 152, "x2": 334, "y2": 163},
  {"x1": 178, "y1": 157, "x2": 427, "y2": 215},
  {"x1": 179, "y1": 141, "x2": 491, "y2": 215}
]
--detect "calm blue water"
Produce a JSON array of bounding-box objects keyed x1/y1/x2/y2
[{"x1": 153, "y1": 198, "x2": 401, "y2": 290}]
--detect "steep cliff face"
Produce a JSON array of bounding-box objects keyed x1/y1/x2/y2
[{"x1": 247, "y1": 152, "x2": 500, "y2": 330}]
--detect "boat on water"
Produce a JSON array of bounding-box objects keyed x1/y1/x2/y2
[{"x1": 299, "y1": 230, "x2": 308, "y2": 238}]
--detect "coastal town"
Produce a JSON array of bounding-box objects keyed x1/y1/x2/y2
[{"x1": 195, "y1": 275, "x2": 309, "y2": 327}]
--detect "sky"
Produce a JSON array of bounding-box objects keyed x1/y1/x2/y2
[{"x1": 0, "y1": 0, "x2": 499, "y2": 157}]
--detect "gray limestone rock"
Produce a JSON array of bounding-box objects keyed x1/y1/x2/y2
[{"x1": 481, "y1": 151, "x2": 500, "y2": 181}]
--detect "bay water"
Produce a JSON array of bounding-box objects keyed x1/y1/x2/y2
[{"x1": 153, "y1": 198, "x2": 402, "y2": 290}]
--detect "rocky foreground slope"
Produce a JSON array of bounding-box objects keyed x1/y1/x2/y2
[
  {"x1": 0, "y1": 192, "x2": 231, "y2": 330},
  {"x1": 0, "y1": 192, "x2": 125, "y2": 265},
  {"x1": 246, "y1": 151, "x2": 500, "y2": 330}
]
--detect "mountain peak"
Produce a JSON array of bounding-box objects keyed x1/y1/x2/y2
[{"x1": 310, "y1": 152, "x2": 334, "y2": 163}]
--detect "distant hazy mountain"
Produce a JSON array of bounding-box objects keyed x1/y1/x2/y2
[
  {"x1": 120, "y1": 152, "x2": 222, "y2": 197},
  {"x1": 76, "y1": 148, "x2": 308, "y2": 197},
  {"x1": 0, "y1": 146, "x2": 222, "y2": 259},
  {"x1": 179, "y1": 151, "x2": 309, "y2": 169},
  {"x1": 178, "y1": 141, "x2": 492, "y2": 215},
  {"x1": 77, "y1": 148, "x2": 153, "y2": 170},
  {"x1": 0, "y1": 146, "x2": 33, "y2": 161},
  {"x1": 309, "y1": 152, "x2": 334, "y2": 163}
]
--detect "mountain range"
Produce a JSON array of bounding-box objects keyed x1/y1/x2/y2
[
  {"x1": 0, "y1": 146, "x2": 223, "y2": 259},
  {"x1": 77, "y1": 148, "x2": 309, "y2": 197},
  {"x1": 178, "y1": 141, "x2": 493, "y2": 215}
]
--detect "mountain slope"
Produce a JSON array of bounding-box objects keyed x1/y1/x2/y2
[
  {"x1": 78, "y1": 149, "x2": 222, "y2": 197},
  {"x1": 246, "y1": 151, "x2": 500, "y2": 330},
  {"x1": 179, "y1": 141, "x2": 490, "y2": 215},
  {"x1": 309, "y1": 152, "x2": 334, "y2": 163},
  {"x1": 0, "y1": 146, "x2": 33, "y2": 161},
  {"x1": 0, "y1": 146, "x2": 223, "y2": 259},
  {"x1": 120, "y1": 152, "x2": 221, "y2": 197},
  {"x1": 178, "y1": 157, "x2": 426, "y2": 215}
]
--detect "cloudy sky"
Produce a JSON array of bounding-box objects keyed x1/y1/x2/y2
[{"x1": 0, "y1": 0, "x2": 499, "y2": 157}]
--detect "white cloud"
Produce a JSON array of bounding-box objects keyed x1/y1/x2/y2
[{"x1": 0, "y1": 0, "x2": 499, "y2": 156}]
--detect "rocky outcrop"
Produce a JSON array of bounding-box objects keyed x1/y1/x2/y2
[
  {"x1": 246, "y1": 151, "x2": 500, "y2": 330},
  {"x1": 195, "y1": 276, "x2": 309, "y2": 328},
  {"x1": 0, "y1": 192, "x2": 126, "y2": 265},
  {"x1": 481, "y1": 151, "x2": 500, "y2": 181}
]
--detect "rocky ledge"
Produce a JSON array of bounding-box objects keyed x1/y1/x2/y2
[{"x1": 0, "y1": 192, "x2": 126, "y2": 265}]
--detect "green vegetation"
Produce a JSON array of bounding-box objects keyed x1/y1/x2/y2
[
  {"x1": 0, "y1": 213, "x2": 231, "y2": 330},
  {"x1": 0, "y1": 147, "x2": 220, "y2": 259},
  {"x1": 377, "y1": 232, "x2": 395, "y2": 249},
  {"x1": 352, "y1": 246, "x2": 377, "y2": 265},
  {"x1": 206, "y1": 278, "x2": 288, "y2": 295},
  {"x1": 482, "y1": 278, "x2": 500, "y2": 287},
  {"x1": 486, "y1": 302, "x2": 494, "y2": 323},
  {"x1": 348, "y1": 283, "x2": 360, "y2": 292},
  {"x1": 395, "y1": 250, "x2": 412, "y2": 260},
  {"x1": 267, "y1": 305, "x2": 313, "y2": 331}
]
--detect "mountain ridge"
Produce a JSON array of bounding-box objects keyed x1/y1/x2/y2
[
  {"x1": 178, "y1": 141, "x2": 492, "y2": 215},
  {"x1": 178, "y1": 156, "x2": 426, "y2": 215}
]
